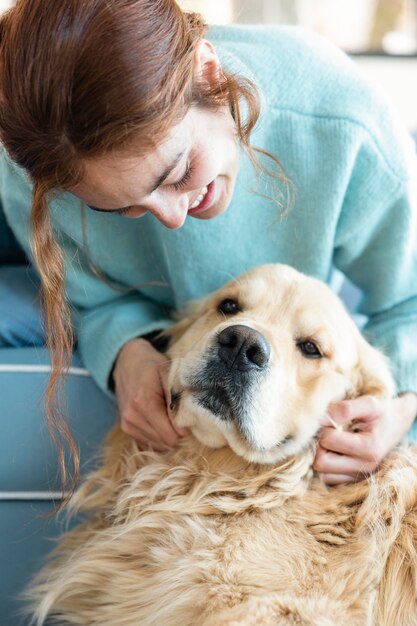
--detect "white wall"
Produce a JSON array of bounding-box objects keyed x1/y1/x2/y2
[
  {"x1": 179, "y1": 0, "x2": 417, "y2": 131},
  {"x1": 0, "y1": 0, "x2": 12, "y2": 11},
  {"x1": 355, "y1": 56, "x2": 417, "y2": 130}
]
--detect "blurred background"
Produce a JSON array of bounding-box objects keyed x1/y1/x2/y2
[
  {"x1": 179, "y1": 0, "x2": 417, "y2": 55},
  {"x1": 180, "y1": 0, "x2": 417, "y2": 131},
  {"x1": 0, "y1": 0, "x2": 416, "y2": 129}
]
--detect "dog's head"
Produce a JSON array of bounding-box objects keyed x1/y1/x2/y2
[{"x1": 167, "y1": 264, "x2": 395, "y2": 464}]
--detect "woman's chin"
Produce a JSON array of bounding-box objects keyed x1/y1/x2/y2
[{"x1": 190, "y1": 203, "x2": 227, "y2": 220}]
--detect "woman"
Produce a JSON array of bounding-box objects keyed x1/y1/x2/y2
[{"x1": 0, "y1": 0, "x2": 416, "y2": 496}]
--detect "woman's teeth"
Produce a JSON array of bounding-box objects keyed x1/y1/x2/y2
[{"x1": 190, "y1": 186, "x2": 208, "y2": 209}]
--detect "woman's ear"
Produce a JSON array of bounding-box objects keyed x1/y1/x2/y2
[
  {"x1": 353, "y1": 334, "x2": 396, "y2": 398},
  {"x1": 193, "y1": 39, "x2": 223, "y2": 84}
]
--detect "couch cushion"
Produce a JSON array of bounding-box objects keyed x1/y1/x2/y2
[{"x1": 0, "y1": 499, "x2": 82, "y2": 625}]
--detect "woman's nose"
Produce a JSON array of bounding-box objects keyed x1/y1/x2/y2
[{"x1": 149, "y1": 193, "x2": 189, "y2": 229}]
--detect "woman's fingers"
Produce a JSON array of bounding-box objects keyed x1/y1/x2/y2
[
  {"x1": 319, "y1": 427, "x2": 386, "y2": 464},
  {"x1": 314, "y1": 445, "x2": 378, "y2": 477},
  {"x1": 123, "y1": 394, "x2": 180, "y2": 447},
  {"x1": 321, "y1": 474, "x2": 357, "y2": 486},
  {"x1": 327, "y1": 396, "x2": 382, "y2": 425},
  {"x1": 145, "y1": 406, "x2": 181, "y2": 446},
  {"x1": 317, "y1": 395, "x2": 417, "y2": 486},
  {"x1": 122, "y1": 418, "x2": 171, "y2": 451},
  {"x1": 319, "y1": 397, "x2": 385, "y2": 463},
  {"x1": 319, "y1": 427, "x2": 372, "y2": 458},
  {"x1": 159, "y1": 361, "x2": 190, "y2": 437},
  {"x1": 115, "y1": 337, "x2": 189, "y2": 448}
]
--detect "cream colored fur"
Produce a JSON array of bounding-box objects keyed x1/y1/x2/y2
[{"x1": 26, "y1": 264, "x2": 417, "y2": 626}]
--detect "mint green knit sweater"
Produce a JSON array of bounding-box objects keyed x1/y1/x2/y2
[{"x1": 1, "y1": 25, "x2": 417, "y2": 398}]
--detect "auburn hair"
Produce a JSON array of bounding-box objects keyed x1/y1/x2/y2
[{"x1": 0, "y1": 0, "x2": 287, "y2": 508}]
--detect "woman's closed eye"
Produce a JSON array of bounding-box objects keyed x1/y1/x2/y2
[
  {"x1": 171, "y1": 163, "x2": 193, "y2": 191},
  {"x1": 86, "y1": 204, "x2": 133, "y2": 216},
  {"x1": 86, "y1": 162, "x2": 194, "y2": 217}
]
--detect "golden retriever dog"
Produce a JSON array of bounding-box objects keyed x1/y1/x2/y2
[{"x1": 28, "y1": 264, "x2": 417, "y2": 626}]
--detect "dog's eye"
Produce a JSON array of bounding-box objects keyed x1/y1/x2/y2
[
  {"x1": 297, "y1": 340, "x2": 322, "y2": 359},
  {"x1": 217, "y1": 298, "x2": 241, "y2": 315}
]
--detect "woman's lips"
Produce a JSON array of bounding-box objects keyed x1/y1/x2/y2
[{"x1": 188, "y1": 180, "x2": 215, "y2": 215}]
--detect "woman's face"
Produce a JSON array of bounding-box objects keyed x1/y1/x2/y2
[{"x1": 72, "y1": 106, "x2": 239, "y2": 229}]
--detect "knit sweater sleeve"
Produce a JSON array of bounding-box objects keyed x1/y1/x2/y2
[
  {"x1": 333, "y1": 129, "x2": 417, "y2": 396},
  {"x1": 63, "y1": 241, "x2": 172, "y2": 393},
  {"x1": 65, "y1": 254, "x2": 173, "y2": 394}
]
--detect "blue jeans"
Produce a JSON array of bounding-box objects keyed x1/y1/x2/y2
[{"x1": 0, "y1": 265, "x2": 46, "y2": 347}]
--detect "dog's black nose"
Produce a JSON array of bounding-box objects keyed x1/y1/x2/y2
[{"x1": 217, "y1": 324, "x2": 270, "y2": 371}]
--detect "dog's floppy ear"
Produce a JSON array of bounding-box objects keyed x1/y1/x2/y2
[{"x1": 352, "y1": 333, "x2": 396, "y2": 398}]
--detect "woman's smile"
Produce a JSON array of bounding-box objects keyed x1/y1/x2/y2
[{"x1": 188, "y1": 180, "x2": 216, "y2": 215}]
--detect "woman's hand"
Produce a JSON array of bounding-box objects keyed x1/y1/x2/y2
[
  {"x1": 113, "y1": 337, "x2": 189, "y2": 450},
  {"x1": 314, "y1": 393, "x2": 417, "y2": 485}
]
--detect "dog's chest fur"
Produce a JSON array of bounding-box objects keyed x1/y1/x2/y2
[{"x1": 29, "y1": 432, "x2": 417, "y2": 626}]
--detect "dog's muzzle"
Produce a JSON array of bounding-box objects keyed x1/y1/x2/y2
[{"x1": 189, "y1": 324, "x2": 271, "y2": 425}]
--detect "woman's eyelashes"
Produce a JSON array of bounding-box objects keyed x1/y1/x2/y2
[
  {"x1": 171, "y1": 163, "x2": 194, "y2": 191},
  {"x1": 117, "y1": 206, "x2": 133, "y2": 216},
  {"x1": 86, "y1": 203, "x2": 133, "y2": 216}
]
